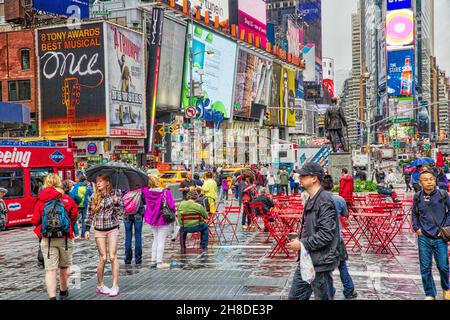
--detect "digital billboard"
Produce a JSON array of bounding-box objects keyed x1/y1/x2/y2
[
  {"x1": 280, "y1": 67, "x2": 296, "y2": 127},
  {"x1": 269, "y1": 63, "x2": 281, "y2": 126},
  {"x1": 395, "y1": 97, "x2": 414, "y2": 119},
  {"x1": 386, "y1": 9, "x2": 414, "y2": 47},
  {"x1": 387, "y1": 0, "x2": 412, "y2": 11},
  {"x1": 238, "y1": 0, "x2": 267, "y2": 48},
  {"x1": 37, "y1": 23, "x2": 106, "y2": 137},
  {"x1": 287, "y1": 19, "x2": 300, "y2": 57},
  {"x1": 174, "y1": 0, "x2": 229, "y2": 28},
  {"x1": 107, "y1": 23, "x2": 145, "y2": 138},
  {"x1": 33, "y1": 0, "x2": 90, "y2": 19},
  {"x1": 234, "y1": 48, "x2": 272, "y2": 118},
  {"x1": 387, "y1": 48, "x2": 415, "y2": 97},
  {"x1": 389, "y1": 125, "x2": 414, "y2": 139},
  {"x1": 298, "y1": 1, "x2": 321, "y2": 22},
  {"x1": 181, "y1": 24, "x2": 237, "y2": 119},
  {"x1": 302, "y1": 44, "x2": 316, "y2": 82}
]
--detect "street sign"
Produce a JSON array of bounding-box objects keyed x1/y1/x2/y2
[
  {"x1": 391, "y1": 118, "x2": 413, "y2": 124},
  {"x1": 158, "y1": 127, "x2": 166, "y2": 137},
  {"x1": 185, "y1": 107, "x2": 197, "y2": 119}
]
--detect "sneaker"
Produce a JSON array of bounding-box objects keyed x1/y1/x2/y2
[
  {"x1": 424, "y1": 296, "x2": 436, "y2": 300},
  {"x1": 109, "y1": 287, "x2": 120, "y2": 297},
  {"x1": 96, "y1": 285, "x2": 111, "y2": 295},
  {"x1": 156, "y1": 263, "x2": 170, "y2": 269},
  {"x1": 345, "y1": 291, "x2": 358, "y2": 299},
  {"x1": 444, "y1": 290, "x2": 450, "y2": 300},
  {"x1": 242, "y1": 225, "x2": 248, "y2": 230},
  {"x1": 149, "y1": 261, "x2": 157, "y2": 268},
  {"x1": 59, "y1": 290, "x2": 69, "y2": 300}
]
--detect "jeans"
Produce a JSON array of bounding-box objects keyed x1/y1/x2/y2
[
  {"x1": 405, "y1": 180, "x2": 412, "y2": 192},
  {"x1": 338, "y1": 260, "x2": 355, "y2": 298},
  {"x1": 413, "y1": 183, "x2": 421, "y2": 193},
  {"x1": 418, "y1": 235, "x2": 450, "y2": 297},
  {"x1": 268, "y1": 185, "x2": 275, "y2": 195},
  {"x1": 281, "y1": 185, "x2": 289, "y2": 196},
  {"x1": 180, "y1": 223, "x2": 209, "y2": 249},
  {"x1": 276, "y1": 184, "x2": 281, "y2": 195},
  {"x1": 288, "y1": 267, "x2": 335, "y2": 300},
  {"x1": 294, "y1": 183, "x2": 300, "y2": 194},
  {"x1": 218, "y1": 186, "x2": 224, "y2": 201},
  {"x1": 234, "y1": 188, "x2": 239, "y2": 200},
  {"x1": 124, "y1": 218, "x2": 143, "y2": 264},
  {"x1": 241, "y1": 202, "x2": 251, "y2": 226},
  {"x1": 78, "y1": 207, "x2": 87, "y2": 237}
]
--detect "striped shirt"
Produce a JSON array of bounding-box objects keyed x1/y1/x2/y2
[{"x1": 86, "y1": 191, "x2": 124, "y2": 231}]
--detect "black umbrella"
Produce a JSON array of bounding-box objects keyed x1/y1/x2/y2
[{"x1": 85, "y1": 161, "x2": 148, "y2": 192}]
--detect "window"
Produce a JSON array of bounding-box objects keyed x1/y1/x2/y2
[
  {"x1": 8, "y1": 80, "x2": 31, "y2": 101},
  {"x1": 21, "y1": 49, "x2": 30, "y2": 70},
  {"x1": 30, "y1": 168, "x2": 53, "y2": 196},
  {"x1": 0, "y1": 169, "x2": 24, "y2": 198}
]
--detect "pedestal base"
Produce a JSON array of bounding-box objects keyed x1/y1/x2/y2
[{"x1": 328, "y1": 152, "x2": 353, "y2": 182}]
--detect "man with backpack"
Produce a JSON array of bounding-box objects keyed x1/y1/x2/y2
[
  {"x1": 412, "y1": 170, "x2": 450, "y2": 300},
  {"x1": 32, "y1": 173, "x2": 78, "y2": 300},
  {"x1": 73, "y1": 173, "x2": 93, "y2": 238}
]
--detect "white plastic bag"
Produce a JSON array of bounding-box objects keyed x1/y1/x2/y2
[{"x1": 299, "y1": 242, "x2": 316, "y2": 284}]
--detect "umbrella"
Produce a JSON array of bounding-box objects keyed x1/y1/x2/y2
[
  {"x1": 409, "y1": 157, "x2": 435, "y2": 168},
  {"x1": 436, "y1": 151, "x2": 444, "y2": 167},
  {"x1": 85, "y1": 161, "x2": 149, "y2": 192}
]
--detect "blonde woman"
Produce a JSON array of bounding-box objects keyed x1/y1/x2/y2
[
  {"x1": 85, "y1": 174, "x2": 124, "y2": 297},
  {"x1": 142, "y1": 175, "x2": 176, "y2": 269},
  {"x1": 31, "y1": 173, "x2": 78, "y2": 300}
]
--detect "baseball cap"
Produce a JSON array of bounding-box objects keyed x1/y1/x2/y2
[
  {"x1": 298, "y1": 162, "x2": 325, "y2": 181},
  {"x1": 0, "y1": 187, "x2": 8, "y2": 195}
]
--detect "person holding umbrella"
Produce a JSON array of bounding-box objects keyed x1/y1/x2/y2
[{"x1": 85, "y1": 174, "x2": 124, "y2": 298}]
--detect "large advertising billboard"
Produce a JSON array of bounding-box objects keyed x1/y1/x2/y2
[
  {"x1": 298, "y1": 1, "x2": 321, "y2": 22},
  {"x1": 387, "y1": 0, "x2": 412, "y2": 11},
  {"x1": 280, "y1": 67, "x2": 296, "y2": 127},
  {"x1": 302, "y1": 44, "x2": 316, "y2": 82},
  {"x1": 181, "y1": 24, "x2": 237, "y2": 119},
  {"x1": 33, "y1": 0, "x2": 90, "y2": 19},
  {"x1": 173, "y1": 0, "x2": 229, "y2": 28},
  {"x1": 238, "y1": 0, "x2": 267, "y2": 48},
  {"x1": 287, "y1": 19, "x2": 300, "y2": 57},
  {"x1": 156, "y1": 18, "x2": 186, "y2": 112},
  {"x1": 107, "y1": 24, "x2": 145, "y2": 138},
  {"x1": 234, "y1": 48, "x2": 272, "y2": 118},
  {"x1": 38, "y1": 23, "x2": 106, "y2": 137},
  {"x1": 269, "y1": 63, "x2": 281, "y2": 126},
  {"x1": 395, "y1": 97, "x2": 414, "y2": 119},
  {"x1": 387, "y1": 48, "x2": 415, "y2": 97},
  {"x1": 386, "y1": 9, "x2": 414, "y2": 47}
]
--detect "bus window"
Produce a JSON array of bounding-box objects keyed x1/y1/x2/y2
[
  {"x1": 30, "y1": 168, "x2": 53, "y2": 196},
  {"x1": 0, "y1": 169, "x2": 24, "y2": 198}
]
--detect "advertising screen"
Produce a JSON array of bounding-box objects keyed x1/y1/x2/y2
[
  {"x1": 238, "y1": 0, "x2": 267, "y2": 48},
  {"x1": 302, "y1": 44, "x2": 316, "y2": 82},
  {"x1": 174, "y1": 0, "x2": 229, "y2": 28},
  {"x1": 38, "y1": 23, "x2": 106, "y2": 137},
  {"x1": 269, "y1": 63, "x2": 281, "y2": 126},
  {"x1": 280, "y1": 67, "x2": 296, "y2": 127},
  {"x1": 33, "y1": 0, "x2": 90, "y2": 19},
  {"x1": 389, "y1": 125, "x2": 414, "y2": 139},
  {"x1": 386, "y1": 9, "x2": 414, "y2": 47},
  {"x1": 395, "y1": 97, "x2": 414, "y2": 119},
  {"x1": 107, "y1": 23, "x2": 145, "y2": 138},
  {"x1": 387, "y1": 48, "x2": 415, "y2": 97},
  {"x1": 287, "y1": 19, "x2": 300, "y2": 57},
  {"x1": 181, "y1": 24, "x2": 237, "y2": 119},
  {"x1": 387, "y1": 0, "x2": 412, "y2": 11},
  {"x1": 298, "y1": 1, "x2": 321, "y2": 22},
  {"x1": 157, "y1": 18, "x2": 186, "y2": 112},
  {"x1": 234, "y1": 48, "x2": 272, "y2": 118}
]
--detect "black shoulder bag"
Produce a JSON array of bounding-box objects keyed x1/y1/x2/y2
[
  {"x1": 422, "y1": 190, "x2": 450, "y2": 242},
  {"x1": 162, "y1": 190, "x2": 176, "y2": 224}
]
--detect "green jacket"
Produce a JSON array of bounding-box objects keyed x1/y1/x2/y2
[
  {"x1": 280, "y1": 171, "x2": 289, "y2": 185},
  {"x1": 177, "y1": 200, "x2": 209, "y2": 228}
]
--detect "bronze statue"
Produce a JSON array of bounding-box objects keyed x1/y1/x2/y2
[{"x1": 324, "y1": 98, "x2": 348, "y2": 153}]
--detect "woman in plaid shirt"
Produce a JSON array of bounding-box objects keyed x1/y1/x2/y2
[{"x1": 85, "y1": 174, "x2": 124, "y2": 297}]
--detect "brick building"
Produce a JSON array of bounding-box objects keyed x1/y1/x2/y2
[{"x1": 0, "y1": 29, "x2": 37, "y2": 131}]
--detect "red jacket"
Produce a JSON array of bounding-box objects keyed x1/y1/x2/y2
[
  {"x1": 339, "y1": 175, "x2": 354, "y2": 203},
  {"x1": 31, "y1": 187, "x2": 79, "y2": 239}
]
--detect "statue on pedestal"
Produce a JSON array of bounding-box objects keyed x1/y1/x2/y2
[{"x1": 324, "y1": 97, "x2": 348, "y2": 153}]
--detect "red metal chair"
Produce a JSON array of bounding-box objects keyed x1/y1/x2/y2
[
  {"x1": 260, "y1": 211, "x2": 294, "y2": 258},
  {"x1": 219, "y1": 206, "x2": 241, "y2": 243},
  {"x1": 246, "y1": 202, "x2": 263, "y2": 231},
  {"x1": 180, "y1": 213, "x2": 205, "y2": 253}
]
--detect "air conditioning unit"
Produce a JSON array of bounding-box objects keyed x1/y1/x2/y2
[{"x1": 4, "y1": 0, "x2": 25, "y2": 23}]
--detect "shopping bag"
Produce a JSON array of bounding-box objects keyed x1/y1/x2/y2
[{"x1": 299, "y1": 242, "x2": 315, "y2": 284}]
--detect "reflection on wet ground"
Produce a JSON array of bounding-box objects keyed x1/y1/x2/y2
[{"x1": 0, "y1": 203, "x2": 442, "y2": 300}]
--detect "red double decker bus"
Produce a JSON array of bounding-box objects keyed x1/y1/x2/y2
[{"x1": 0, "y1": 140, "x2": 74, "y2": 227}]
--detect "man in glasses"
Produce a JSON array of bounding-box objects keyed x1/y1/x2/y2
[{"x1": 287, "y1": 162, "x2": 340, "y2": 300}]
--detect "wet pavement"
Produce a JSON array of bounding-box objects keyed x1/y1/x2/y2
[{"x1": 0, "y1": 199, "x2": 444, "y2": 300}]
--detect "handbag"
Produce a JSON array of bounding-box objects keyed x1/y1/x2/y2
[
  {"x1": 162, "y1": 190, "x2": 176, "y2": 224},
  {"x1": 423, "y1": 200, "x2": 450, "y2": 242}
]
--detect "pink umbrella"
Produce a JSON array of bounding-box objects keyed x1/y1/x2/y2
[{"x1": 436, "y1": 151, "x2": 444, "y2": 167}]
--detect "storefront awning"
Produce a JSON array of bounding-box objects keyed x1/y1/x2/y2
[{"x1": 0, "y1": 102, "x2": 31, "y2": 126}]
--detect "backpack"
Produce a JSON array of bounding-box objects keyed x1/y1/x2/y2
[
  {"x1": 41, "y1": 198, "x2": 70, "y2": 259},
  {"x1": 123, "y1": 190, "x2": 142, "y2": 215},
  {"x1": 75, "y1": 185, "x2": 87, "y2": 208}
]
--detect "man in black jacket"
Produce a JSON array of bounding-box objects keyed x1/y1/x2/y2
[{"x1": 287, "y1": 162, "x2": 340, "y2": 300}]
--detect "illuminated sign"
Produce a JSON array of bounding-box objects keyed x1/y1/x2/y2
[
  {"x1": 386, "y1": 9, "x2": 414, "y2": 47},
  {"x1": 387, "y1": 0, "x2": 412, "y2": 11}
]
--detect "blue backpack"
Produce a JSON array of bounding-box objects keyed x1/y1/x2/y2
[{"x1": 42, "y1": 199, "x2": 70, "y2": 258}]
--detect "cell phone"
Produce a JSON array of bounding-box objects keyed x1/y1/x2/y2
[{"x1": 286, "y1": 233, "x2": 298, "y2": 240}]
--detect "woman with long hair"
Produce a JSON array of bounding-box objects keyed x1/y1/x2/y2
[
  {"x1": 85, "y1": 174, "x2": 124, "y2": 297},
  {"x1": 142, "y1": 175, "x2": 176, "y2": 268},
  {"x1": 241, "y1": 172, "x2": 258, "y2": 230}
]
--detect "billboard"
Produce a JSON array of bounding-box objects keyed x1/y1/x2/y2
[
  {"x1": 287, "y1": 19, "x2": 300, "y2": 57},
  {"x1": 387, "y1": 0, "x2": 412, "y2": 11},
  {"x1": 238, "y1": 0, "x2": 267, "y2": 48},
  {"x1": 387, "y1": 48, "x2": 414, "y2": 97},
  {"x1": 38, "y1": 23, "x2": 106, "y2": 137},
  {"x1": 389, "y1": 125, "x2": 414, "y2": 139},
  {"x1": 156, "y1": 18, "x2": 186, "y2": 112},
  {"x1": 395, "y1": 97, "x2": 414, "y2": 119},
  {"x1": 302, "y1": 44, "x2": 316, "y2": 82},
  {"x1": 107, "y1": 24, "x2": 145, "y2": 138},
  {"x1": 234, "y1": 48, "x2": 272, "y2": 118},
  {"x1": 280, "y1": 67, "x2": 296, "y2": 127},
  {"x1": 269, "y1": 63, "x2": 282, "y2": 126},
  {"x1": 174, "y1": 0, "x2": 229, "y2": 28},
  {"x1": 33, "y1": 0, "x2": 90, "y2": 19},
  {"x1": 386, "y1": 9, "x2": 414, "y2": 47},
  {"x1": 298, "y1": 1, "x2": 321, "y2": 22},
  {"x1": 295, "y1": 71, "x2": 304, "y2": 99},
  {"x1": 181, "y1": 24, "x2": 237, "y2": 119}
]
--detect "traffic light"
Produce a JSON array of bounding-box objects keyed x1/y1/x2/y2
[{"x1": 265, "y1": 111, "x2": 271, "y2": 122}]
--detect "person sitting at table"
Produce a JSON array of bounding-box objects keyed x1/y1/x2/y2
[
  {"x1": 177, "y1": 191, "x2": 209, "y2": 253},
  {"x1": 254, "y1": 188, "x2": 275, "y2": 216},
  {"x1": 377, "y1": 181, "x2": 400, "y2": 202}
]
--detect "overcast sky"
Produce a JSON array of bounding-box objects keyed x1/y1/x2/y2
[{"x1": 322, "y1": 0, "x2": 450, "y2": 75}]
